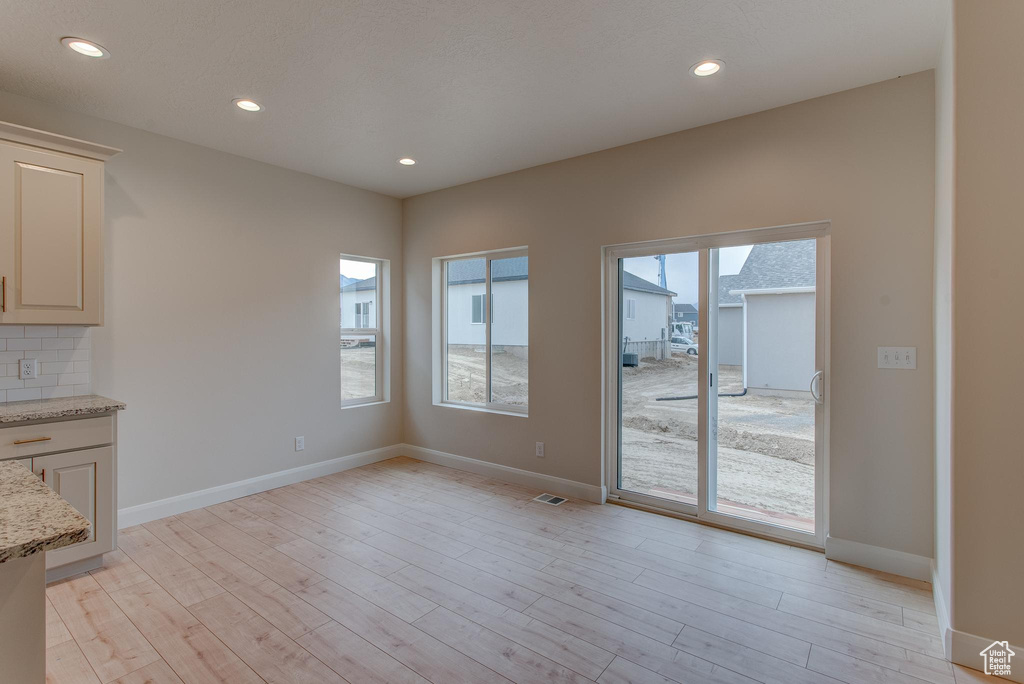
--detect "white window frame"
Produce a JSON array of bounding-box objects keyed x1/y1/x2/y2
[
  {"x1": 340, "y1": 254, "x2": 387, "y2": 408},
  {"x1": 436, "y1": 246, "x2": 528, "y2": 416},
  {"x1": 470, "y1": 294, "x2": 486, "y2": 324}
]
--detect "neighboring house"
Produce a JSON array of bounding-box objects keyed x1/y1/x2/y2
[
  {"x1": 717, "y1": 239, "x2": 816, "y2": 394},
  {"x1": 673, "y1": 302, "x2": 698, "y2": 324},
  {"x1": 340, "y1": 276, "x2": 377, "y2": 330},
  {"x1": 444, "y1": 257, "x2": 529, "y2": 347},
  {"x1": 621, "y1": 271, "x2": 676, "y2": 344}
]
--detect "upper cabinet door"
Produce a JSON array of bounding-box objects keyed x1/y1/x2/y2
[{"x1": 0, "y1": 141, "x2": 104, "y2": 325}]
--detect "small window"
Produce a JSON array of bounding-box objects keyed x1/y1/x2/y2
[
  {"x1": 625, "y1": 298, "x2": 637, "y2": 320},
  {"x1": 341, "y1": 255, "x2": 386, "y2": 406},
  {"x1": 441, "y1": 249, "x2": 528, "y2": 413},
  {"x1": 470, "y1": 294, "x2": 486, "y2": 324}
]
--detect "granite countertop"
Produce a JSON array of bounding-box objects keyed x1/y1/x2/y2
[
  {"x1": 0, "y1": 395, "x2": 126, "y2": 424},
  {"x1": 0, "y1": 461, "x2": 91, "y2": 563}
]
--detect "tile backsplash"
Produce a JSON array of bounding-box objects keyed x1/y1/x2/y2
[{"x1": 0, "y1": 325, "x2": 91, "y2": 403}]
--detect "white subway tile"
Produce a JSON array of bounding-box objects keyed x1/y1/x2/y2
[
  {"x1": 42, "y1": 361, "x2": 74, "y2": 375},
  {"x1": 0, "y1": 339, "x2": 5, "y2": 351},
  {"x1": 0, "y1": 353, "x2": 21, "y2": 364},
  {"x1": 5, "y1": 364, "x2": 17, "y2": 376},
  {"x1": 57, "y1": 326, "x2": 88, "y2": 338},
  {"x1": 73, "y1": 337, "x2": 91, "y2": 350},
  {"x1": 57, "y1": 349, "x2": 90, "y2": 362},
  {"x1": 24, "y1": 325, "x2": 57, "y2": 338},
  {"x1": 41, "y1": 338, "x2": 61, "y2": 350},
  {"x1": 6, "y1": 338, "x2": 41, "y2": 351},
  {"x1": 58, "y1": 372, "x2": 89, "y2": 386},
  {"x1": 0, "y1": 365, "x2": 6, "y2": 377},
  {"x1": 22, "y1": 350, "x2": 58, "y2": 363},
  {"x1": 24, "y1": 376, "x2": 57, "y2": 388},
  {"x1": 73, "y1": 361, "x2": 91, "y2": 373},
  {"x1": 0, "y1": 377, "x2": 24, "y2": 390},
  {"x1": 40, "y1": 386, "x2": 74, "y2": 399},
  {"x1": 7, "y1": 387, "x2": 42, "y2": 402},
  {"x1": 0, "y1": 390, "x2": 5, "y2": 402},
  {"x1": 0, "y1": 325, "x2": 25, "y2": 338},
  {"x1": 73, "y1": 384, "x2": 92, "y2": 396}
]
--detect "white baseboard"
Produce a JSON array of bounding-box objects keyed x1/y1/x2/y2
[
  {"x1": 951, "y1": 630, "x2": 1023, "y2": 683},
  {"x1": 400, "y1": 444, "x2": 606, "y2": 504},
  {"x1": 824, "y1": 535, "x2": 932, "y2": 582},
  {"x1": 932, "y1": 561, "x2": 953, "y2": 660},
  {"x1": 118, "y1": 444, "x2": 403, "y2": 528}
]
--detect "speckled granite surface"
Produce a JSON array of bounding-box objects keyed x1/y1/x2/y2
[
  {"x1": 0, "y1": 461, "x2": 90, "y2": 563},
  {"x1": 0, "y1": 395, "x2": 125, "y2": 424}
]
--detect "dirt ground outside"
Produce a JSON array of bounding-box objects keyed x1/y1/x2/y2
[
  {"x1": 621, "y1": 353, "x2": 815, "y2": 527},
  {"x1": 445, "y1": 345, "x2": 528, "y2": 406},
  {"x1": 340, "y1": 345, "x2": 376, "y2": 401}
]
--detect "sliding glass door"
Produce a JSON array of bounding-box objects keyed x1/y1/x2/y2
[{"x1": 608, "y1": 224, "x2": 829, "y2": 546}]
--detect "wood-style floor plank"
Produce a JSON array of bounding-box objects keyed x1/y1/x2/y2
[
  {"x1": 47, "y1": 574, "x2": 162, "y2": 682},
  {"x1": 106, "y1": 579, "x2": 263, "y2": 684},
  {"x1": 188, "y1": 592, "x2": 347, "y2": 683},
  {"x1": 47, "y1": 457, "x2": 946, "y2": 684}
]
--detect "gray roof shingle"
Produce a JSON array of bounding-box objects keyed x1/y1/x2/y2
[{"x1": 717, "y1": 239, "x2": 816, "y2": 304}]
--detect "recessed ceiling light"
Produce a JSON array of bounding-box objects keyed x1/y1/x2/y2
[
  {"x1": 61, "y1": 37, "x2": 109, "y2": 59},
  {"x1": 691, "y1": 59, "x2": 723, "y2": 77},
  {"x1": 233, "y1": 99, "x2": 263, "y2": 112},
  {"x1": 397, "y1": 158, "x2": 417, "y2": 166}
]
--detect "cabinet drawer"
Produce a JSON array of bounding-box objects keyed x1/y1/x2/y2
[{"x1": 0, "y1": 416, "x2": 113, "y2": 460}]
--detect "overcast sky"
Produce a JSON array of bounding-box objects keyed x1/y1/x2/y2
[
  {"x1": 623, "y1": 246, "x2": 752, "y2": 305},
  {"x1": 340, "y1": 258, "x2": 377, "y2": 280}
]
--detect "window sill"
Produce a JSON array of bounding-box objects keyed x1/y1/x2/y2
[
  {"x1": 340, "y1": 399, "x2": 390, "y2": 410},
  {"x1": 434, "y1": 401, "x2": 528, "y2": 418}
]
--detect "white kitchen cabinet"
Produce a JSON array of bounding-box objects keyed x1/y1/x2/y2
[
  {"x1": 0, "y1": 121, "x2": 119, "y2": 326},
  {"x1": 33, "y1": 446, "x2": 114, "y2": 570}
]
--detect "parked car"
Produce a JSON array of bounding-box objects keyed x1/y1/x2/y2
[{"x1": 672, "y1": 336, "x2": 698, "y2": 355}]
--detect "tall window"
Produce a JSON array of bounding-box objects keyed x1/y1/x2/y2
[
  {"x1": 442, "y1": 249, "x2": 528, "y2": 412},
  {"x1": 340, "y1": 255, "x2": 385, "y2": 406}
]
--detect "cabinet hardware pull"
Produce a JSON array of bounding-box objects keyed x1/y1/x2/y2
[
  {"x1": 13, "y1": 436, "x2": 52, "y2": 445},
  {"x1": 1, "y1": 275, "x2": 5, "y2": 312}
]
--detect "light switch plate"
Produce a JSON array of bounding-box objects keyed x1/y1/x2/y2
[
  {"x1": 19, "y1": 358, "x2": 38, "y2": 379},
  {"x1": 878, "y1": 347, "x2": 916, "y2": 369}
]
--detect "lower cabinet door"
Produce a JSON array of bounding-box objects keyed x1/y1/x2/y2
[{"x1": 32, "y1": 446, "x2": 114, "y2": 568}]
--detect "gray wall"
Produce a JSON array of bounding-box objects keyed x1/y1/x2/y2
[
  {"x1": 403, "y1": 72, "x2": 936, "y2": 560},
  {"x1": 717, "y1": 306, "x2": 744, "y2": 366}
]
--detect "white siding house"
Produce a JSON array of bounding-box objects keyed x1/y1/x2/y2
[
  {"x1": 717, "y1": 239, "x2": 816, "y2": 394},
  {"x1": 340, "y1": 276, "x2": 377, "y2": 329}
]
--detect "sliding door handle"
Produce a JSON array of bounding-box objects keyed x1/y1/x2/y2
[{"x1": 810, "y1": 370, "x2": 824, "y2": 405}]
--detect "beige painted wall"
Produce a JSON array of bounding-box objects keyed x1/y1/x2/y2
[
  {"x1": 0, "y1": 90, "x2": 404, "y2": 509},
  {"x1": 404, "y1": 72, "x2": 936, "y2": 558},
  {"x1": 952, "y1": 0, "x2": 1024, "y2": 648},
  {"x1": 933, "y1": 0, "x2": 954, "y2": 635}
]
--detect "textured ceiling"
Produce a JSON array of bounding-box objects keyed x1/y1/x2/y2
[{"x1": 0, "y1": 0, "x2": 945, "y2": 197}]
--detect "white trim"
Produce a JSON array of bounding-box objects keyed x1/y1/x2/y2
[
  {"x1": 951, "y1": 631, "x2": 1023, "y2": 683},
  {"x1": 402, "y1": 444, "x2": 606, "y2": 504},
  {"x1": 118, "y1": 444, "x2": 402, "y2": 527},
  {"x1": 0, "y1": 120, "x2": 122, "y2": 161},
  {"x1": 824, "y1": 535, "x2": 932, "y2": 582},
  {"x1": 932, "y1": 561, "x2": 953, "y2": 660}
]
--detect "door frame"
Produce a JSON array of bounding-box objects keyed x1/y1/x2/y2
[{"x1": 602, "y1": 220, "x2": 831, "y2": 548}]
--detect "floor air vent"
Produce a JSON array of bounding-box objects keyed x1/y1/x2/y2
[{"x1": 533, "y1": 493, "x2": 567, "y2": 506}]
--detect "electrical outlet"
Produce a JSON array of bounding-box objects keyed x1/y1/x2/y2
[
  {"x1": 19, "y1": 358, "x2": 38, "y2": 380},
  {"x1": 295, "y1": 436, "x2": 305, "y2": 451},
  {"x1": 877, "y1": 347, "x2": 917, "y2": 369},
  {"x1": 535, "y1": 442, "x2": 545, "y2": 458}
]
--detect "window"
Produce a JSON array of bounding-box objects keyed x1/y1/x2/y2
[
  {"x1": 354, "y1": 302, "x2": 371, "y2": 328},
  {"x1": 441, "y1": 249, "x2": 528, "y2": 412},
  {"x1": 471, "y1": 294, "x2": 486, "y2": 324},
  {"x1": 340, "y1": 255, "x2": 386, "y2": 406},
  {"x1": 625, "y1": 298, "x2": 637, "y2": 320}
]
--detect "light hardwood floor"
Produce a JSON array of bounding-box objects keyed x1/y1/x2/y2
[{"x1": 44, "y1": 456, "x2": 977, "y2": 684}]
